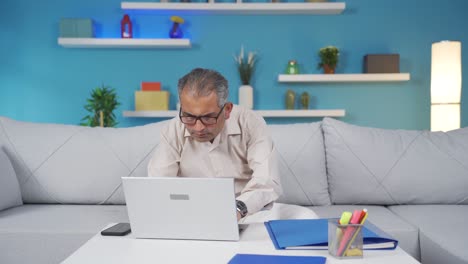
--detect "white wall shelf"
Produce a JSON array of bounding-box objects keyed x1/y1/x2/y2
[
  {"x1": 123, "y1": 109, "x2": 345, "y2": 118},
  {"x1": 57, "y1": 38, "x2": 191, "y2": 48},
  {"x1": 255, "y1": 109, "x2": 345, "y2": 117},
  {"x1": 121, "y1": 2, "x2": 345, "y2": 15},
  {"x1": 123, "y1": 111, "x2": 178, "y2": 118},
  {"x1": 278, "y1": 73, "x2": 411, "y2": 83}
]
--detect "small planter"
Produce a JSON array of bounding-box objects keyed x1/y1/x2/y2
[
  {"x1": 318, "y1": 46, "x2": 339, "y2": 75},
  {"x1": 323, "y1": 64, "x2": 335, "y2": 74}
]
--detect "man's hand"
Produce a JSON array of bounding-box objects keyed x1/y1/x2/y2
[{"x1": 237, "y1": 211, "x2": 242, "y2": 221}]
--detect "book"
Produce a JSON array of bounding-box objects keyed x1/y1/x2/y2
[
  {"x1": 228, "y1": 254, "x2": 326, "y2": 264},
  {"x1": 141, "y1": 82, "x2": 161, "y2": 91},
  {"x1": 264, "y1": 218, "x2": 398, "y2": 250}
]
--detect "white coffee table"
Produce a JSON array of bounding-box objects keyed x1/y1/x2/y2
[{"x1": 62, "y1": 204, "x2": 420, "y2": 264}]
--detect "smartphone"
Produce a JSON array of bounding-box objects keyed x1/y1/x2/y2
[{"x1": 100, "y1": 223, "x2": 131, "y2": 236}]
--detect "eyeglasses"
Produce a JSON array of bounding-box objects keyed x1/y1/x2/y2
[{"x1": 179, "y1": 104, "x2": 226, "y2": 126}]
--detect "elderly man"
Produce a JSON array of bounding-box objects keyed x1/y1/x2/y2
[{"x1": 148, "y1": 68, "x2": 282, "y2": 220}]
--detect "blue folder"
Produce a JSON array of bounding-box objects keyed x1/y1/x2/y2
[
  {"x1": 228, "y1": 254, "x2": 326, "y2": 264},
  {"x1": 264, "y1": 219, "x2": 398, "y2": 250}
]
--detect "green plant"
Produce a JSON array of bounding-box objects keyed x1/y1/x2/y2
[
  {"x1": 234, "y1": 46, "x2": 257, "y2": 85},
  {"x1": 317, "y1": 46, "x2": 339, "y2": 70},
  {"x1": 80, "y1": 85, "x2": 120, "y2": 127}
]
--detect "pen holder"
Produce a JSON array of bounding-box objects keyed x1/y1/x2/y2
[{"x1": 328, "y1": 218, "x2": 363, "y2": 259}]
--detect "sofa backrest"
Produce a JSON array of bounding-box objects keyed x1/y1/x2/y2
[
  {"x1": 269, "y1": 122, "x2": 331, "y2": 206},
  {"x1": 323, "y1": 117, "x2": 468, "y2": 205},
  {"x1": 4, "y1": 115, "x2": 467, "y2": 207},
  {"x1": 0, "y1": 117, "x2": 330, "y2": 206},
  {"x1": 0, "y1": 117, "x2": 165, "y2": 204}
]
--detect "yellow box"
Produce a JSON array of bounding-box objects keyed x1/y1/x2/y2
[{"x1": 135, "y1": 91, "x2": 169, "y2": 111}]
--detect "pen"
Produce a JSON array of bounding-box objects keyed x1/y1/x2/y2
[{"x1": 358, "y1": 209, "x2": 368, "y2": 223}]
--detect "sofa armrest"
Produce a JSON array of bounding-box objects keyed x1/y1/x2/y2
[{"x1": 0, "y1": 147, "x2": 23, "y2": 211}]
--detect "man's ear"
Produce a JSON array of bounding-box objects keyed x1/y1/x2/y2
[{"x1": 224, "y1": 102, "x2": 234, "y2": 120}]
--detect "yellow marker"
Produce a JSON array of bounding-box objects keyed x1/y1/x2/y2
[
  {"x1": 339, "y1": 211, "x2": 352, "y2": 225},
  {"x1": 337, "y1": 211, "x2": 352, "y2": 240},
  {"x1": 331, "y1": 211, "x2": 352, "y2": 254}
]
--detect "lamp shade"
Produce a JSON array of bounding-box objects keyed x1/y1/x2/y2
[
  {"x1": 431, "y1": 41, "x2": 462, "y2": 131},
  {"x1": 431, "y1": 104, "x2": 460, "y2": 132},
  {"x1": 431, "y1": 41, "x2": 461, "y2": 103}
]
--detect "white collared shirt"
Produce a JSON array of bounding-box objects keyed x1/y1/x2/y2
[{"x1": 148, "y1": 105, "x2": 282, "y2": 215}]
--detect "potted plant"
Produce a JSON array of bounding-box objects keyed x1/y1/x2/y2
[
  {"x1": 80, "y1": 85, "x2": 120, "y2": 127},
  {"x1": 317, "y1": 46, "x2": 339, "y2": 74},
  {"x1": 234, "y1": 45, "x2": 257, "y2": 86},
  {"x1": 234, "y1": 46, "x2": 257, "y2": 109}
]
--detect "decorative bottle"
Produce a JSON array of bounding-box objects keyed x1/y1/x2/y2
[
  {"x1": 300, "y1": 92, "x2": 310, "y2": 109},
  {"x1": 169, "y1": 16, "x2": 184, "y2": 39},
  {"x1": 285, "y1": 89, "x2": 295, "y2": 109},
  {"x1": 121, "y1": 14, "x2": 132, "y2": 38},
  {"x1": 285, "y1": 60, "x2": 299, "y2": 74}
]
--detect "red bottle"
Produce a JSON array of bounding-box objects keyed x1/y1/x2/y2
[{"x1": 121, "y1": 14, "x2": 132, "y2": 38}]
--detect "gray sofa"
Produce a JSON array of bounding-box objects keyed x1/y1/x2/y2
[{"x1": 1, "y1": 116, "x2": 467, "y2": 264}]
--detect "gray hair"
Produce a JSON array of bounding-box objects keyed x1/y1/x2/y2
[{"x1": 177, "y1": 68, "x2": 229, "y2": 107}]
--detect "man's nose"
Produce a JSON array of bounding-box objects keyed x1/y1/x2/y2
[{"x1": 193, "y1": 119, "x2": 206, "y2": 130}]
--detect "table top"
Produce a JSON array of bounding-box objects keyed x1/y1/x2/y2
[{"x1": 62, "y1": 204, "x2": 420, "y2": 264}]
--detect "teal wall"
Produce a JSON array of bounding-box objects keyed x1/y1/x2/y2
[{"x1": 1, "y1": 0, "x2": 467, "y2": 129}]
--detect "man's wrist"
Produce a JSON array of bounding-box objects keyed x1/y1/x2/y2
[{"x1": 236, "y1": 200, "x2": 248, "y2": 218}]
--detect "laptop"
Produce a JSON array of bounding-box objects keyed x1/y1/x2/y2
[{"x1": 122, "y1": 177, "x2": 240, "y2": 241}]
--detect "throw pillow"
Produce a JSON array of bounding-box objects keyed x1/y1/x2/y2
[
  {"x1": 323, "y1": 117, "x2": 468, "y2": 205},
  {"x1": 269, "y1": 122, "x2": 331, "y2": 206}
]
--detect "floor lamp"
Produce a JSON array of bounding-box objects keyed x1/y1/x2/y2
[{"x1": 431, "y1": 41, "x2": 462, "y2": 132}]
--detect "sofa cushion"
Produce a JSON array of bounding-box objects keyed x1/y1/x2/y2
[
  {"x1": 389, "y1": 205, "x2": 468, "y2": 264},
  {"x1": 323, "y1": 117, "x2": 468, "y2": 205},
  {"x1": 0, "y1": 204, "x2": 128, "y2": 264},
  {"x1": 0, "y1": 117, "x2": 166, "y2": 204},
  {"x1": 0, "y1": 147, "x2": 23, "y2": 211},
  {"x1": 310, "y1": 205, "x2": 420, "y2": 260},
  {"x1": 0, "y1": 204, "x2": 129, "y2": 234},
  {"x1": 269, "y1": 122, "x2": 330, "y2": 206}
]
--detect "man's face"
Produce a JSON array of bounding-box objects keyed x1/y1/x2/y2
[{"x1": 179, "y1": 89, "x2": 232, "y2": 142}]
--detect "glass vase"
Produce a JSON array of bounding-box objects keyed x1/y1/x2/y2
[
  {"x1": 300, "y1": 92, "x2": 310, "y2": 109},
  {"x1": 239, "y1": 85, "x2": 253, "y2": 109},
  {"x1": 169, "y1": 23, "x2": 183, "y2": 39},
  {"x1": 285, "y1": 60, "x2": 299, "y2": 74},
  {"x1": 285, "y1": 89, "x2": 295, "y2": 109}
]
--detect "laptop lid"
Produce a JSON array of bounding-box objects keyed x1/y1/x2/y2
[{"x1": 122, "y1": 177, "x2": 239, "y2": 241}]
